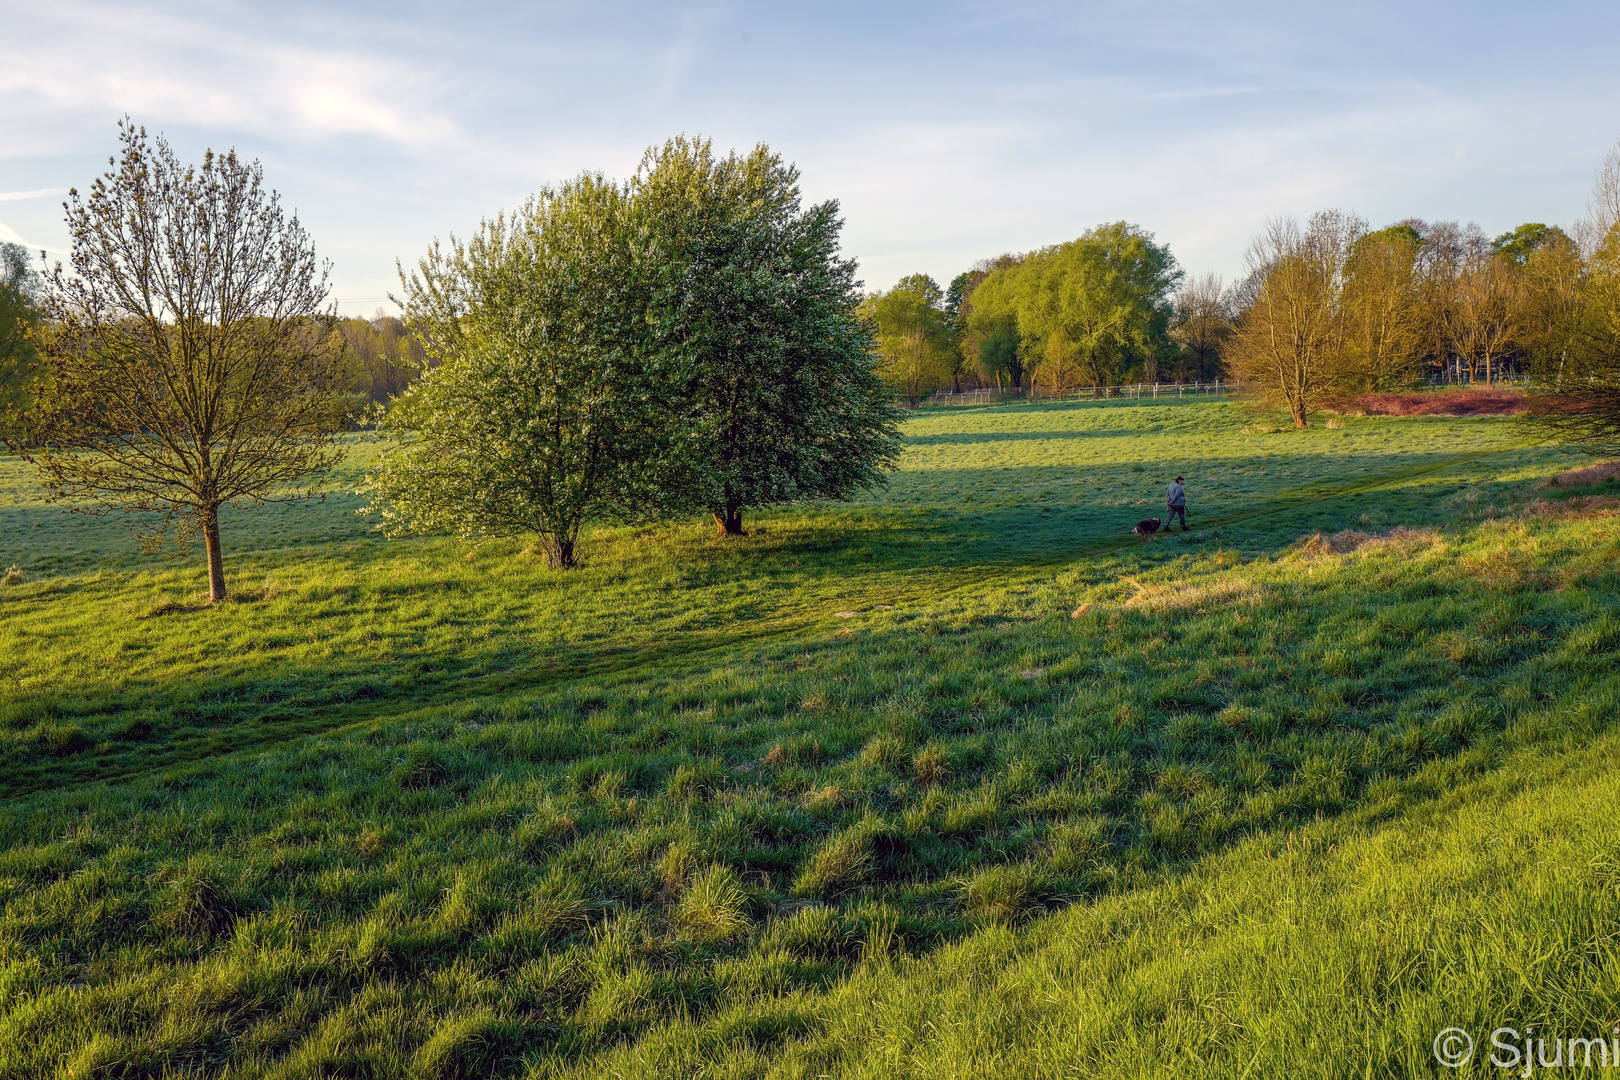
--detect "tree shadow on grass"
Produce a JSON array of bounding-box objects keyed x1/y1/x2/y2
[{"x1": 0, "y1": 440, "x2": 1555, "y2": 799}]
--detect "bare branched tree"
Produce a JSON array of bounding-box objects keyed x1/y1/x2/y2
[
  {"x1": 22, "y1": 121, "x2": 348, "y2": 602},
  {"x1": 1578, "y1": 137, "x2": 1620, "y2": 255},
  {"x1": 1225, "y1": 211, "x2": 1361, "y2": 428},
  {"x1": 1451, "y1": 250, "x2": 1524, "y2": 385},
  {"x1": 1168, "y1": 272, "x2": 1231, "y2": 382}
]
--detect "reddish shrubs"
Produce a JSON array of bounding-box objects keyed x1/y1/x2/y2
[{"x1": 1343, "y1": 389, "x2": 1529, "y2": 417}]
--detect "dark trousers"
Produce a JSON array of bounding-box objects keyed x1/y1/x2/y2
[{"x1": 1167, "y1": 504, "x2": 1186, "y2": 529}]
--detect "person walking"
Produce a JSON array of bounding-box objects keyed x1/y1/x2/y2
[{"x1": 1166, "y1": 476, "x2": 1188, "y2": 531}]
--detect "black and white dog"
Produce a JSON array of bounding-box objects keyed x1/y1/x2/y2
[{"x1": 1133, "y1": 517, "x2": 1163, "y2": 538}]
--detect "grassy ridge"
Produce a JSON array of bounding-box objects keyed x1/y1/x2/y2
[{"x1": 0, "y1": 399, "x2": 1615, "y2": 1076}]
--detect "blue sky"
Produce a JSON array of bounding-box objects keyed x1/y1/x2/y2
[{"x1": 2, "y1": 1, "x2": 1618, "y2": 314}]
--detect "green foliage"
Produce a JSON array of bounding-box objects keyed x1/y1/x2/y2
[
  {"x1": 973, "y1": 315, "x2": 1023, "y2": 389},
  {"x1": 1492, "y1": 221, "x2": 1563, "y2": 266},
  {"x1": 0, "y1": 401, "x2": 1615, "y2": 1075},
  {"x1": 369, "y1": 174, "x2": 671, "y2": 567},
  {"x1": 966, "y1": 223, "x2": 1182, "y2": 395},
  {"x1": 859, "y1": 274, "x2": 957, "y2": 403},
  {"x1": 0, "y1": 243, "x2": 40, "y2": 447},
  {"x1": 634, "y1": 137, "x2": 902, "y2": 535}
]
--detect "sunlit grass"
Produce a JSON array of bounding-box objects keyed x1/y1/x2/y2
[{"x1": 0, "y1": 397, "x2": 1615, "y2": 1076}]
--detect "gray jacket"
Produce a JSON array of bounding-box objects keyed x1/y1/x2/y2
[{"x1": 1166, "y1": 482, "x2": 1185, "y2": 508}]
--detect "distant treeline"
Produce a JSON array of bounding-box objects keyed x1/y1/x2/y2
[
  {"x1": 863, "y1": 143, "x2": 1620, "y2": 429},
  {"x1": 0, "y1": 261, "x2": 426, "y2": 445}
]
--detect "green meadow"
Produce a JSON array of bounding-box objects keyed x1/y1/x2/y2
[{"x1": 1, "y1": 397, "x2": 1618, "y2": 1077}]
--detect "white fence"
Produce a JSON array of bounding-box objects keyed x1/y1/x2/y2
[{"x1": 918, "y1": 381, "x2": 1227, "y2": 407}]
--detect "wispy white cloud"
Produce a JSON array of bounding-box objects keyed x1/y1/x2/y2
[
  {"x1": 0, "y1": 0, "x2": 456, "y2": 149},
  {"x1": 1, "y1": 0, "x2": 1616, "y2": 303},
  {"x1": 0, "y1": 188, "x2": 65, "y2": 202}
]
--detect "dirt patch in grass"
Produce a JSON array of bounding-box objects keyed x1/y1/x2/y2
[{"x1": 1332, "y1": 389, "x2": 1528, "y2": 417}]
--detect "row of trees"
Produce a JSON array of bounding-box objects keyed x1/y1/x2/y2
[
  {"x1": 0, "y1": 270, "x2": 426, "y2": 449},
  {"x1": 5, "y1": 124, "x2": 900, "y2": 599},
  {"x1": 860, "y1": 140, "x2": 1620, "y2": 418},
  {"x1": 860, "y1": 215, "x2": 1603, "y2": 407},
  {"x1": 859, "y1": 228, "x2": 1202, "y2": 402},
  {"x1": 373, "y1": 137, "x2": 899, "y2": 565},
  {"x1": 1230, "y1": 200, "x2": 1620, "y2": 433}
]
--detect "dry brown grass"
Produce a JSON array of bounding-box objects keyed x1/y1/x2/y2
[
  {"x1": 1542, "y1": 461, "x2": 1620, "y2": 489},
  {"x1": 1524, "y1": 496, "x2": 1620, "y2": 520},
  {"x1": 1293, "y1": 526, "x2": 1441, "y2": 557},
  {"x1": 1120, "y1": 577, "x2": 1265, "y2": 614}
]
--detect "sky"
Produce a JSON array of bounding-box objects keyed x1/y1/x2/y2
[{"x1": 2, "y1": 0, "x2": 1619, "y2": 315}]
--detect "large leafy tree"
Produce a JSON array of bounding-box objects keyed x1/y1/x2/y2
[
  {"x1": 0, "y1": 242, "x2": 42, "y2": 445},
  {"x1": 965, "y1": 223, "x2": 1180, "y2": 396},
  {"x1": 635, "y1": 138, "x2": 901, "y2": 536},
  {"x1": 23, "y1": 122, "x2": 348, "y2": 602},
  {"x1": 951, "y1": 254, "x2": 1025, "y2": 391},
  {"x1": 369, "y1": 174, "x2": 669, "y2": 567},
  {"x1": 859, "y1": 274, "x2": 956, "y2": 404}
]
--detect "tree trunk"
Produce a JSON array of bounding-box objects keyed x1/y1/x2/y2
[
  {"x1": 712, "y1": 505, "x2": 745, "y2": 536},
  {"x1": 202, "y1": 507, "x2": 227, "y2": 603},
  {"x1": 545, "y1": 535, "x2": 578, "y2": 569}
]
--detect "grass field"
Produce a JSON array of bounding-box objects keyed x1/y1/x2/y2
[{"x1": 1, "y1": 397, "x2": 1617, "y2": 1077}]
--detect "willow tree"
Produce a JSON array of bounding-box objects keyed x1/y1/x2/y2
[
  {"x1": 634, "y1": 137, "x2": 900, "y2": 536},
  {"x1": 368, "y1": 174, "x2": 672, "y2": 567},
  {"x1": 966, "y1": 222, "x2": 1180, "y2": 396},
  {"x1": 859, "y1": 274, "x2": 956, "y2": 405},
  {"x1": 24, "y1": 122, "x2": 347, "y2": 602}
]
